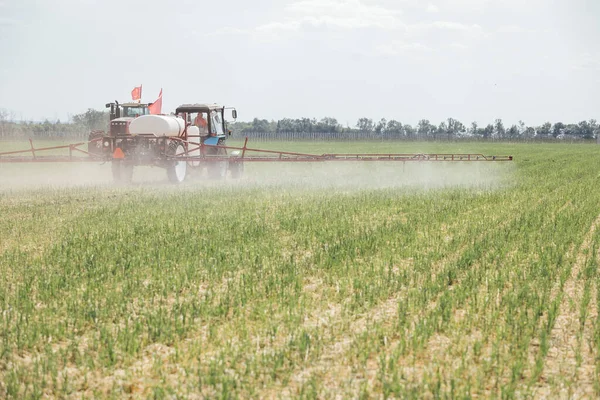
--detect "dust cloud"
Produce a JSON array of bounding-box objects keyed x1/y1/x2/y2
[
  {"x1": 0, "y1": 161, "x2": 513, "y2": 193},
  {"x1": 238, "y1": 162, "x2": 512, "y2": 191}
]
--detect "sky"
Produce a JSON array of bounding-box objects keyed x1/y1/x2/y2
[{"x1": 0, "y1": 0, "x2": 598, "y2": 126}]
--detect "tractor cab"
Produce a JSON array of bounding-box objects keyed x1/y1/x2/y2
[
  {"x1": 105, "y1": 101, "x2": 151, "y2": 136},
  {"x1": 176, "y1": 104, "x2": 237, "y2": 144},
  {"x1": 106, "y1": 101, "x2": 150, "y2": 121},
  {"x1": 121, "y1": 103, "x2": 150, "y2": 119}
]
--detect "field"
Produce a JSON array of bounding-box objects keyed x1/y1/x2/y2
[{"x1": 1, "y1": 140, "x2": 600, "y2": 398}]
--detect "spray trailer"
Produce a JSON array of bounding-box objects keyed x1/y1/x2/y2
[{"x1": 0, "y1": 103, "x2": 513, "y2": 183}]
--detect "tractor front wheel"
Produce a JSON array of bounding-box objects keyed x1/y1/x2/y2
[{"x1": 112, "y1": 160, "x2": 134, "y2": 184}]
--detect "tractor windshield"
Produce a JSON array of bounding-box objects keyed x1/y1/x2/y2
[{"x1": 122, "y1": 106, "x2": 149, "y2": 118}]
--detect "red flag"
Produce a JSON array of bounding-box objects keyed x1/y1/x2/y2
[
  {"x1": 131, "y1": 85, "x2": 142, "y2": 101},
  {"x1": 148, "y1": 89, "x2": 163, "y2": 115}
]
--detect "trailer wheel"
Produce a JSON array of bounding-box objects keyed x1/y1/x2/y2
[
  {"x1": 167, "y1": 143, "x2": 187, "y2": 184},
  {"x1": 112, "y1": 160, "x2": 133, "y2": 184}
]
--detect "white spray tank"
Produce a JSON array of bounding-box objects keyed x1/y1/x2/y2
[{"x1": 128, "y1": 115, "x2": 186, "y2": 137}]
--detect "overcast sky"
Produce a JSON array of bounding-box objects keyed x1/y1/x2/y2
[{"x1": 0, "y1": 0, "x2": 598, "y2": 126}]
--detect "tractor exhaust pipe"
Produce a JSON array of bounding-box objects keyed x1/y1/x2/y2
[{"x1": 106, "y1": 102, "x2": 117, "y2": 121}]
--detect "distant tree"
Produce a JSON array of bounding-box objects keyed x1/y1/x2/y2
[
  {"x1": 591, "y1": 119, "x2": 600, "y2": 139},
  {"x1": 374, "y1": 118, "x2": 387, "y2": 135},
  {"x1": 507, "y1": 125, "x2": 519, "y2": 138},
  {"x1": 553, "y1": 122, "x2": 565, "y2": 138},
  {"x1": 417, "y1": 119, "x2": 436, "y2": 138},
  {"x1": 446, "y1": 118, "x2": 465, "y2": 138},
  {"x1": 385, "y1": 120, "x2": 404, "y2": 136},
  {"x1": 244, "y1": 118, "x2": 273, "y2": 133},
  {"x1": 469, "y1": 121, "x2": 479, "y2": 136},
  {"x1": 230, "y1": 121, "x2": 253, "y2": 133},
  {"x1": 71, "y1": 108, "x2": 109, "y2": 131},
  {"x1": 576, "y1": 120, "x2": 595, "y2": 139},
  {"x1": 356, "y1": 118, "x2": 374, "y2": 133},
  {"x1": 404, "y1": 124, "x2": 416, "y2": 139},
  {"x1": 316, "y1": 117, "x2": 340, "y2": 133},
  {"x1": 518, "y1": 120, "x2": 526, "y2": 136},
  {"x1": 523, "y1": 126, "x2": 536, "y2": 138},
  {"x1": 483, "y1": 124, "x2": 494, "y2": 139},
  {"x1": 494, "y1": 119, "x2": 505, "y2": 138},
  {"x1": 436, "y1": 121, "x2": 448, "y2": 139},
  {"x1": 537, "y1": 122, "x2": 552, "y2": 137},
  {"x1": 0, "y1": 108, "x2": 7, "y2": 138}
]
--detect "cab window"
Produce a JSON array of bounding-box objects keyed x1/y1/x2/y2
[
  {"x1": 123, "y1": 107, "x2": 148, "y2": 118},
  {"x1": 192, "y1": 112, "x2": 209, "y2": 134}
]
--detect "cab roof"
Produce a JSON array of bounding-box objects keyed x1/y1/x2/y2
[
  {"x1": 120, "y1": 102, "x2": 149, "y2": 107},
  {"x1": 175, "y1": 103, "x2": 223, "y2": 113}
]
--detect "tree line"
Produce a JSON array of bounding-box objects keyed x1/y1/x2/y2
[
  {"x1": 230, "y1": 117, "x2": 599, "y2": 140},
  {"x1": 0, "y1": 108, "x2": 108, "y2": 139},
  {"x1": 1, "y1": 107, "x2": 598, "y2": 141}
]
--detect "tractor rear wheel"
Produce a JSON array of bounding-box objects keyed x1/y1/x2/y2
[
  {"x1": 166, "y1": 143, "x2": 187, "y2": 184},
  {"x1": 112, "y1": 160, "x2": 134, "y2": 184},
  {"x1": 88, "y1": 130, "x2": 104, "y2": 157}
]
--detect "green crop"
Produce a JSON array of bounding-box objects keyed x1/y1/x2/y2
[{"x1": 0, "y1": 141, "x2": 599, "y2": 398}]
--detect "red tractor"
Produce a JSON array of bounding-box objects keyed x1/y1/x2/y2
[{"x1": 87, "y1": 101, "x2": 151, "y2": 156}]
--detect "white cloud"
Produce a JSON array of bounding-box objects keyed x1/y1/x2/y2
[
  {"x1": 256, "y1": 21, "x2": 302, "y2": 33},
  {"x1": 205, "y1": 27, "x2": 249, "y2": 37},
  {"x1": 405, "y1": 20, "x2": 484, "y2": 40},
  {"x1": 0, "y1": 17, "x2": 19, "y2": 26},
  {"x1": 427, "y1": 3, "x2": 440, "y2": 13},
  {"x1": 573, "y1": 53, "x2": 600, "y2": 71},
  {"x1": 496, "y1": 25, "x2": 535, "y2": 34},
  {"x1": 450, "y1": 42, "x2": 469, "y2": 50},
  {"x1": 254, "y1": 0, "x2": 405, "y2": 32},
  {"x1": 426, "y1": 21, "x2": 482, "y2": 32},
  {"x1": 209, "y1": 0, "x2": 490, "y2": 40},
  {"x1": 434, "y1": 0, "x2": 492, "y2": 12},
  {"x1": 376, "y1": 41, "x2": 433, "y2": 56},
  {"x1": 206, "y1": 0, "x2": 488, "y2": 55}
]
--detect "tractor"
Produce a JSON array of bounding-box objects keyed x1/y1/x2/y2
[
  {"x1": 96, "y1": 103, "x2": 240, "y2": 184},
  {"x1": 87, "y1": 101, "x2": 151, "y2": 156}
]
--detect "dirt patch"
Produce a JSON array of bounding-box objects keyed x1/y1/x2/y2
[{"x1": 536, "y1": 214, "x2": 600, "y2": 398}]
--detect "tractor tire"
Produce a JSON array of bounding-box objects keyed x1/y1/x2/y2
[
  {"x1": 166, "y1": 142, "x2": 187, "y2": 184},
  {"x1": 112, "y1": 160, "x2": 134, "y2": 184},
  {"x1": 207, "y1": 138, "x2": 227, "y2": 180},
  {"x1": 88, "y1": 130, "x2": 104, "y2": 157}
]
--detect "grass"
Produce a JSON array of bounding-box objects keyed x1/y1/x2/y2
[{"x1": 1, "y1": 140, "x2": 600, "y2": 398}]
